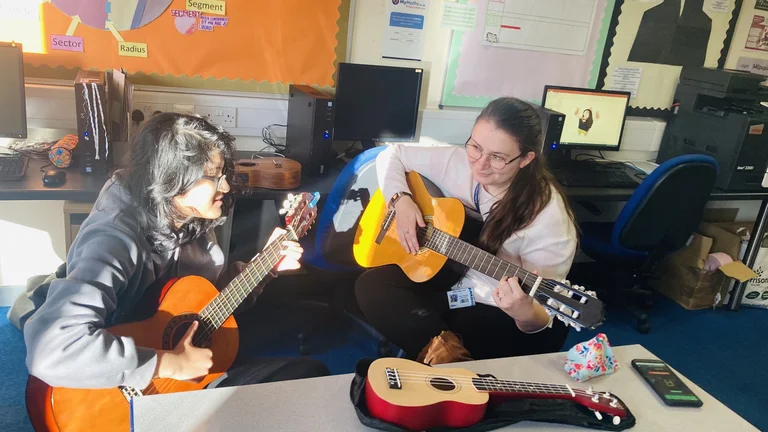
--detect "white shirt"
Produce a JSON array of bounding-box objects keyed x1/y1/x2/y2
[{"x1": 377, "y1": 143, "x2": 577, "y2": 307}]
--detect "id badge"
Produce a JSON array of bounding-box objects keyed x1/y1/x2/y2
[{"x1": 447, "y1": 287, "x2": 476, "y2": 309}]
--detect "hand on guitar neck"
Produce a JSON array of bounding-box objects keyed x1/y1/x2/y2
[{"x1": 394, "y1": 194, "x2": 549, "y2": 331}]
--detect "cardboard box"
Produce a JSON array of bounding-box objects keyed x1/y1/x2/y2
[{"x1": 653, "y1": 222, "x2": 757, "y2": 310}]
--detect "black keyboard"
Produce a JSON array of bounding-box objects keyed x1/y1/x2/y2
[
  {"x1": 0, "y1": 155, "x2": 28, "y2": 181},
  {"x1": 554, "y1": 166, "x2": 641, "y2": 188}
]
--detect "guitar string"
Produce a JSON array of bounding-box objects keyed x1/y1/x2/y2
[
  {"x1": 143, "y1": 202, "x2": 307, "y2": 397},
  {"x1": 146, "y1": 224, "x2": 300, "y2": 397},
  {"x1": 414, "y1": 224, "x2": 594, "y2": 323},
  {"x1": 384, "y1": 376, "x2": 619, "y2": 402},
  {"x1": 387, "y1": 371, "x2": 620, "y2": 402}
]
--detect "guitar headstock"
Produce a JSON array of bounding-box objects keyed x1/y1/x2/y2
[
  {"x1": 279, "y1": 192, "x2": 320, "y2": 240},
  {"x1": 571, "y1": 385, "x2": 628, "y2": 425},
  {"x1": 534, "y1": 279, "x2": 604, "y2": 331}
]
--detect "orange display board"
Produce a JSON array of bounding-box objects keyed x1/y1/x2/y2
[{"x1": 17, "y1": 0, "x2": 342, "y2": 87}]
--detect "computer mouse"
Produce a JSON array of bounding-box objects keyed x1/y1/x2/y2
[{"x1": 43, "y1": 169, "x2": 66, "y2": 187}]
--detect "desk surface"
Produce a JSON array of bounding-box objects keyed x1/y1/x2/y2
[
  {"x1": 132, "y1": 345, "x2": 756, "y2": 432},
  {"x1": 559, "y1": 164, "x2": 768, "y2": 202},
  {"x1": 0, "y1": 156, "x2": 108, "y2": 201}
]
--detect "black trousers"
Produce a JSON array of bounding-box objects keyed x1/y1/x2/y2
[
  {"x1": 355, "y1": 265, "x2": 569, "y2": 360},
  {"x1": 210, "y1": 356, "x2": 330, "y2": 388}
]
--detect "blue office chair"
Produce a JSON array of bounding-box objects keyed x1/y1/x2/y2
[
  {"x1": 292, "y1": 146, "x2": 397, "y2": 355},
  {"x1": 576, "y1": 155, "x2": 718, "y2": 333}
]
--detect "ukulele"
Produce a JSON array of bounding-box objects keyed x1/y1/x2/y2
[
  {"x1": 353, "y1": 171, "x2": 604, "y2": 330},
  {"x1": 25, "y1": 192, "x2": 320, "y2": 432},
  {"x1": 366, "y1": 357, "x2": 628, "y2": 431},
  {"x1": 233, "y1": 157, "x2": 301, "y2": 190}
]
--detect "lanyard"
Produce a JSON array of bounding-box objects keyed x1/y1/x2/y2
[{"x1": 473, "y1": 183, "x2": 481, "y2": 214}]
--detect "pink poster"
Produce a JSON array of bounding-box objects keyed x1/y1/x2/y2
[{"x1": 452, "y1": 0, "x2": 607, "y2": 102}]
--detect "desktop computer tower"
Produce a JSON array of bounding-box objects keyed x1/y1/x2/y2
[
  {"x1": 532, "y1": 105, "x2": 566, "y2": 168},
  {"x1": 286, "y1": 85, "x2": 335, "y2": 176},
  {"x1": 74, "y1": 70, "x2": 111, "y2": 174}
]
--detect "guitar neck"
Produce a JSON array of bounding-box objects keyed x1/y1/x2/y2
[
  {"x1": 419, "y1": 226, "x2": 538, "y2": 288},
  {"x1": 197, "y1": 232, "x2": 293, "y2": 335},
  {"x1": 471, "y1": 377, "x2": 574, "y2": 399}
]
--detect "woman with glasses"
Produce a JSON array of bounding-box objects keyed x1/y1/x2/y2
[
  {"x1": 22, "y1": 113, "x2": 328, "y2": 392},
  {"x1": 355, "y1": 97, "x2": 577, "y2": 363}
]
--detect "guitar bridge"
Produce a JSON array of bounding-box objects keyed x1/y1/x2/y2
[
  {"x1": 376, "y1": 210, "x2": 396, "y2": 245},
  {"x1": 385, "y1": 367, "x2": 402, "y2": 390},
  {"x1": 119, "y1": 386, "x2": 143, "y2": 401}
]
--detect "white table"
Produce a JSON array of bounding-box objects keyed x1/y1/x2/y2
[{"x1": 132, "y1": 345, "x2": 757, "y2": 431}]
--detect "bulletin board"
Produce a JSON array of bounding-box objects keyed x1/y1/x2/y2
[
  {"x1": 440, "y1": 0, "x2": 742, "y2": 113},
  {"x1": 440, "y1": 0, "x2": 619, "y2": 108},
  {"x1": 724, "y1": 0, "x2": 768, "y2": 75},
  {"x1": 604, "y1": 0, "x2": 742, "y2": 112},
  {"x1": 0, "y1": 0, "x2": 350, "y2": 93}
]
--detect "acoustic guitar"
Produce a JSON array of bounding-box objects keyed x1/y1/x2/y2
[
  {"x1": 366, "y1": 357, "x2": 628, "y2": 431},
  {"x1": 353, "y1": 171, "x2": 604, "y2": 330},
  {"x1": 25, "y1": 192, "x2": 320, "y2": 432},
  {"x1": 233, "y1": 157, "x2": 301, "y2": 190}
]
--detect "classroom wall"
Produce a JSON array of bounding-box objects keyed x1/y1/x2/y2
[{"x1": 0, "y1": 0, "x2": 763, "y2": 299}]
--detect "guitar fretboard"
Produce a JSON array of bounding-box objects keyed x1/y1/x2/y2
[
  {"x1": 417, "y1": 225, "x2": 538, "y2": 287},
  {"x1": 193, "y1": 231, "x2": 295, "y2": 346},
  {"x1": 471, "y1": 377, "x2": 572, "y2": 396}
]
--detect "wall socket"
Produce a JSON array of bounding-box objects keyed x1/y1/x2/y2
[{"x1": 195, "y1": 105, "x2": 237, "y2": 128}]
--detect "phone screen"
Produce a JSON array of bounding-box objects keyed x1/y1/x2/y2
[{"x1": 632, "y1": 359, "x2": 702, "y2": 407}]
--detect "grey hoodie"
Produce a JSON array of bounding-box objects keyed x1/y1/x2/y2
[{"x1": 21, "y1": 179, "x2": 225, "y2": 390}]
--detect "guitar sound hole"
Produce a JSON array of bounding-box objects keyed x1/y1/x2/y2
[
  {"x1": 429, "y1": 377, "x2": 456, "y2": 392},
  {"x1": 163, "y1": 314, "x2": 210, "y2": 350}
]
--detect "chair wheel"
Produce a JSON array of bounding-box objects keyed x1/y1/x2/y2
[{"x1": 637, "y1": 322, "x2": 651, "y2": 334}]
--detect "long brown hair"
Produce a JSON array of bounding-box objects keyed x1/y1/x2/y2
[{"x1": 476, "y1": 98, "x2": 575, "y2": 254}]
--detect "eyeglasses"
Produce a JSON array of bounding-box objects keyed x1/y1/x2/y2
[
  {"x1": 200, "y1": 173, "x2": 228, "y2": 191},
  {"x1": 465, "y1": 138, "x2": 522, "y2": 170}
]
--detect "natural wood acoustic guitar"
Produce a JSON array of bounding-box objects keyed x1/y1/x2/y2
[
  {"x1": 353, "y1": 171, "x2": 604, "y2": 330},
  {"x1": 233, "y1": 157, "x2": 301, "y2": 190},
  {"x1": 25, "y1": 192, "x2": 320, "y2": 432}
]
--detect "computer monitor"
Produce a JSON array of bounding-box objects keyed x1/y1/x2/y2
[
  {"x1": 541, "y1": 86, "x2": 630, "y2": 151},
  {"x1": 0, "y1": 42, "x2": 27, "y2": 139},
  {"x1": 333, "y1": 63, "x2": 423, "y2": 149}
]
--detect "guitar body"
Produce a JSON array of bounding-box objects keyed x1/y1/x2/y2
[
  {"x1": 26, "y1": 276, "x2": 239, "y2": 432},
  {"x1": 234, "y1": 157, "x2": 301, "y2": 190},
  {"x1": 354, "y1": 171, "x2": 465, "y2": 283},
  {"x1": 366, "y1": 358, "x2": 488, "y2": 431}
]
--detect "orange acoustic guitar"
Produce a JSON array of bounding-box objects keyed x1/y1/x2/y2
[
  {"x1": 353, "y1": 171, "x2": 604, "y2": 331},
  {"x1": 366, "y1": 357, "x2": 628, "y2": 431},
  {"x1": 25, "y1": 192, "x2": 320, "y2": 432}
]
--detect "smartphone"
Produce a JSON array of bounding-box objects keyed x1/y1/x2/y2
[{"x1": 631, "y1": 359, "x2": 703, "y2": 407}]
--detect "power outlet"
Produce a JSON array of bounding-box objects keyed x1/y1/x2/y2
[
  {"x1": 196, "y1": 106, "x2": 237, "y2": 128},
  {"x1": 139, "y1": 103, "x2": 170, "y2": 121}
]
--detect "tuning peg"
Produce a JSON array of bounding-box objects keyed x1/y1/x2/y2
[
  {"x1": 282, "y1": 200, "x2": 290, "y2": 208},
  {"x1": 587, "y1": 386, "x2": 594, "y2": 395},
  {"x1": 610, "y1": 399, "x2": 619, "y2": 408},
  {"x1": 613, "y1": 416, "x2": 620, "y2": 425},
  {"x1": 603, "y1": 392, "x2": 611, "y2": 398},
  {"x1": 591, "y1": 394, "x2": 599, "y2": 403},
  {"x1": 287, "y1": 193, "x2": 295, "y2": 200},
  {"x1": 572, "y1": 311, "x2": 581, "y2": 319},
  {"x1": 574, "y1": 284, "x2": 585, "y2": 292},
  {"x1": 592, "y1": 410, "x2": 603, "y2": 421},
  {"x1": 278, "y1": 208, "x2": 287, "y2": 215}
]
